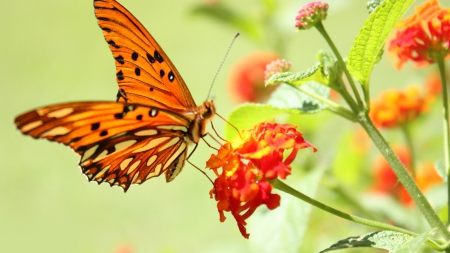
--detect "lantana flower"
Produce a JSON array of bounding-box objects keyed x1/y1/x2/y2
[
  {"x1": 264, "y1": 59, "x2": 291, "y2": 83},
  {"x1": 369, "y1": 85, "x2": 428, "y2": 129},
  {"x1": 206, "y1": 121, "x2": 316, "y2": 238},
  {"x1": 389, "y1": 0, "x2": 450, "y2": 69},
  {"x1": 227, "y1": 51, "x2": 279, "y2": 103},
  {"x1": 295, "y1": 1, "x2": 329, "y2": 30}
]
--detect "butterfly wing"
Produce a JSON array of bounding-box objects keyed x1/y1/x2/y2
[
  {"x1": 93, "y1": 0, "x2": 196, "y2": 111},
  {"x1": 15, "y1": 101, "x2": 191, "y2": 191}
]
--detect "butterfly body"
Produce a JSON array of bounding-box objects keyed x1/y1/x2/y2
[{"x1": 14, "y1": 0, "x2": 215, "y2": 191}]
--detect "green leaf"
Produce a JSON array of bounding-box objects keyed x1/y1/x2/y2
[
  {"x1": 224, "y1": 103, "x2": 301, "y2": 140},
  {"x1": 347, "y1": 0, "x2": 413, "y2": 89},
  {"x1": 319, "y1": 230, "x2": 433, "y2": 253},
  {"x1": 266, "y1": 63, "x2": 329, "y2": 87},
  {"x1": 249, "y1": 165, "x2": 326, "y2": 253},
  {"x1": 225, "y1": 83, "x2": 330, "y2": 139},
  {"x1": 268, "y1": 83, "x2": 330, "y2": 113}
]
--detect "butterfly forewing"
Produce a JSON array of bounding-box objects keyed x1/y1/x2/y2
[
  {"x1": 94, "y1": 0, "x2": 196, "y2": 110},
  {"x1": 15, "y1": 102, "x2": 191, "y2": 191}
]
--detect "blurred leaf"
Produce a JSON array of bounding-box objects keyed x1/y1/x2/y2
[
  {"x1": 249, "y1": 164, "x2": 326, "y2": 253},
  {"x1": 190, "y1": 2, "x2": 263, "y2": 42},
  {"x1": 268, "y1": 83, "x2": 330, "y2": 113},
  {"x1": 332, "y1": 131, "x2": 365, "y2": 187},
  {"x1": 319, "y1": 230, "x2": 430, "y2": 253},
  {"x1": 317, "y1": 51, "x2": 343, "y2": 91},
  {"x1": 266, "y1": 63, "x2": 329, "y2": 87},
  {"x1": 347, "y1": 0, "x2": 413, "y2": 89}
]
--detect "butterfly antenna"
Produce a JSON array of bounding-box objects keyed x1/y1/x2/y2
[
  {"x1": 216, "y1": 112, "x2": 242, "y2": 140},
  {"x1": 205, "y1": 32, "x2": 240, "y2": 101}
]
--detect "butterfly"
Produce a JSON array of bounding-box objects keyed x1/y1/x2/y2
[{"x1": 14, "y1": 0, "x2": 215, "y2": 192}]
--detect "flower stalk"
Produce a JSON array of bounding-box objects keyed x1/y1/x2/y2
[{"x1": 358, "y1": 113, "x2": 450, "y2": 241}]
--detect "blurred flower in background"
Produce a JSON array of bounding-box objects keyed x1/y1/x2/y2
[
  {"x1": 388, "y1": 0, "x2": 450, "y2": 69},
  {"x1": 207, "y1": 121, "x2": 316, "y2": 238},
  {"x1": 371, "y1": 146, "x2": 442, "y2": 206},
  {"x1": 425, "y1": 72, "x2": 443, "y2": 102},
  {"x1": 295, "y1": 1, "x2": 329, "y2": 30},
  {"x1": 227, "y1": 51, "x2": 279, "y2": 103},
  {"x1": 369, "y1": 85, "x2": 428, "y2": 129}
]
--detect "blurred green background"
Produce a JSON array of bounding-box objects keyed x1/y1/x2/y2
[{"x1": 1, "y1": 0, "x2": 433, "y2": 252}]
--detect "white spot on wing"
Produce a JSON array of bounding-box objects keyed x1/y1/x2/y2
[
  {"x1": 81, "y1": 145, "x2": 98, "y2": 162},
  {"x1": 120, "y1": 157, "x2": 133, "y2": 170},
  {"x1": 47, "y1": 108, "x2": 74, "y2": 118},
  {"x1": 115, "y1": 140, "x2": 137, "y2": 152},
  {"x1": 132, "y1": 137, "x2": 170, "y2": 153},
  {"x1": 146, "y1": 155, "x2": 157, "y2": 166},
  {"x1": 150, "y1": 108, "x2": 158, "y2": 117},
  {"x1": 132, "y1": 172, "x2": 140, "y2": 183},
  {"x1": 128, "y1": 160, "x2": 141, "y2": 174},
  {"x1": 146, "y1": 164, "x2": 162, "y2": 179},
  {"x1": 93, "y1": 165, "x2": 111, "y2": 179},
  {"x1": 163, "y1": 142, "x2": 186, "y2": 170},
  {"x1": 159, "y1": 137, "x2": 180, "y2": 151},
  {"x1": 135, "y1": 129, "x2": 158, "y2": 136},
  {"x1": 157, "y1": 125, "x2": 188, "y2": 132},
  {"x1": 21, "y1": 121, "x2": 43, "y2": 132},
  {"x1": 41, "y1": 126, "x2": 70, "y2": 137}
]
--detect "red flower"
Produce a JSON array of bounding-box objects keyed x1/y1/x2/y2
[
  {"x1": 389, "y1": 0, "x2": 450, "y2": 69},
  {"x1": 369, "y1": 85, "x2": 428, "y2": 128},
  {"x1": 227, "y1": 51, "x2": 279, "y2": 103},
  {"x1": 207, "y1": 121, "x2": 316, "y2": 238}
]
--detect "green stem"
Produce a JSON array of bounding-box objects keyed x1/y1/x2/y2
[
  {"x1": 358, "y1": 113, "x2": 450, "y2": 241},
  {"x1": 401, "y1": 124, "x2": 416, "y2": 176},
  {"x1": 436, "y1": 56, "x2": 450, "y2": 225},
  {"x1": 273, "y1": 179, "x2": 416, "y2": 236},
  {"x1": 315, "y1": 22, "x2": 364, "y2": 108}
]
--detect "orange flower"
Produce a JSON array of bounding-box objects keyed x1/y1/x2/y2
[
  {"x1": 207, "y1": 121, "x2": 316, "y2": 238},
  {"x1": 369, "y1": 85, "x2": 428, "y2": 128},
  {"x1": 389, "y1": 0, "x2": 450, "y2": 69},
  {"x1": 227, "y1": 51, "x2": 279, "y2": 103}
]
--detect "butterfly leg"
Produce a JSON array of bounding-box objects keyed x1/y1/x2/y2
[{"x1": 116, "y1": 88, "x2": 128, "y2": 102}]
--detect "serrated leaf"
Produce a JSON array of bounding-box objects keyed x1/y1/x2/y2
[
  {"x1": 320, "y1": 230, "x2": 435, "y2": 253},
  {"x1": 347, "y1": 0, "x2": 413, "y2": 89},
  {"x1": 249, "y1": 165, "x2": 326, "y2": 253},
  {"x1": 266, "y1": 63, "x2": 329, "y2": 87}
]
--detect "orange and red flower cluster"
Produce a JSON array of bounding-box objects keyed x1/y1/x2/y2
[
  {"x1": 369, "y1": 85, "x2": 428, "y2": 128},
  {"x1": 389, "y1": 0, "x2": 450, "y2": 69},
  {"x1": 206, "y1": 121, "x2": 316, "y2": 238}
]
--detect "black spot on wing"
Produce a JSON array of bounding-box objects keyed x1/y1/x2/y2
[
  {"x1": 147, "y1": 53, "x2": 155, "y2": 63},
  {"x1": 115, "y1": 55, "x2": 125, "y2": 64},
  {"x1": 168, "y1": 71, "x2": 175, "y2": 82},
  {"x1": 107, "y1": 40, "x2": 120, "y2": 49},
  {"x1": 160, "y1": 69, "x2": 165, "y2": 78},
  {"x1": 154, "y1": 50, "x2": 163, "y2": 63},
  {"x1": 131, "y1": 52, "x2": 139, "y2": 61},
  {"x1": 135, "y1": 68, "x2": 141, "y2": 76},
  {"x1": 116, "y1": 70, "x2": 124, "y2": 81},
  {"x1": 100, "y1": 130, "x2": 108, "y2": 137},
  {"x1": 91, "y1": 123, "x2": 100, "y2": 130}
]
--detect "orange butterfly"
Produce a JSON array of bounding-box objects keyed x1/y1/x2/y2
[{"x1": 14, "y1": 0, "x2": 215, "y2": 192}]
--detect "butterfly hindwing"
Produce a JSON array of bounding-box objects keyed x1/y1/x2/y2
[
  {"x1": 15, "y1": 101, "x2": 191, "y2": 191},
  {"x1": 94, "y1": 0, "x2": 196, "y2": 111}
]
